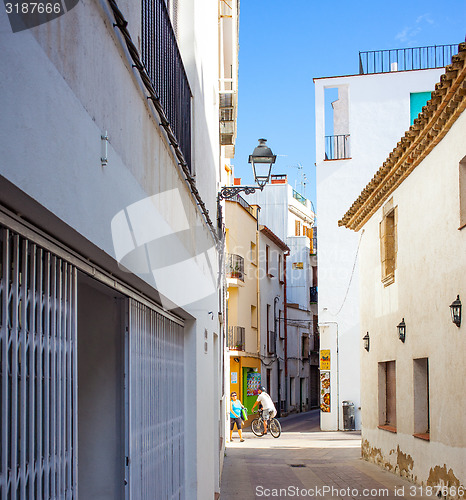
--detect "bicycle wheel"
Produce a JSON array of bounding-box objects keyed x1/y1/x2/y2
[
  {"x1": 251, "y1": 418, "x2": 264, "y2": 436},
  {"x1": 269, "y1": 418, "x2": 281, "y2": 438}
]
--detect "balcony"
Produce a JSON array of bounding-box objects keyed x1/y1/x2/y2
[
  {"x1": 310, "y1": 286, "x2": 318, "y2": 304},
  {"x1": 292, "y1": 189, "x2": 307, "y2": 206},
  {"x1": 142, "y1": 0, "x2": 192, "y2": 170},
  {"x1": 359, "y1": 44, "x2": 458, "y2": 75},
  {"x1": 228, "y1": 326, "x2": 245, "y2": 351},
  {"x1": 325, "y1": 135, "x2": 350, "y2": 160},
  {"x1": 227, "y1": 253, "x2": 244, "y2": 281}
]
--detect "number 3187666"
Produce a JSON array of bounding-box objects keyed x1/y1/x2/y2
[{"x1": 5, "y1": 3, "x2": 62, "y2": 14}]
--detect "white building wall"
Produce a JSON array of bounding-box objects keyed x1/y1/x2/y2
[
  {"x1": 0, "y1": 0, "x2": 222, "y2": 496},
  {"x1": 357, "y1": 111, "x2": 466, "y2": 491},
  {"x1": 315, "y1": 68, "x2": 443, "y2": 431}
]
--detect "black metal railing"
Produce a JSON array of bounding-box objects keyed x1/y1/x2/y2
[
  {"x1": 310, "y1": 286, "x2": 318, "y2": 304},
  {"x1": 228, "y1": 326, "x2": 245, "y2": 350},
  {"x1": 227, "y1": 253, "x2": 245, "y2": 281},
  {"x1": 142, "y1": 0, "x2": 192, "y2": 170},
  {"x1": 359, "y1": 44, "x2": 458, "y2": 75},
  {"x1": 231, "y1": 194, "x2": 255, "y2": 217},
  {"x1": 325, "y1": 135, "x2": 350, "y2": 160}
]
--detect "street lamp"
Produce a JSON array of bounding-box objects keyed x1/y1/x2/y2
[
  {"x1": 218, "y1": 139, "x2": 276, "y2": 200},
  {"x1": 397, "y1": 318, "x2": 406, "y2": 343},
  {"x1": 363, "y1": 332, "x2": 370, "y2": 352},
  {"x1": 449, "y1": 295, "x2": 462, "y2": 327}
]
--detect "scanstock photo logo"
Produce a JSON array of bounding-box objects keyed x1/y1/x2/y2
[
  {"x1": 111, "y1": 188, "x2": 218, "y2": 312},
  {"x1": 4, "y1": 0, "x2": 79, "y2": 32}
]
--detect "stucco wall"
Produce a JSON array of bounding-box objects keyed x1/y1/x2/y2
[
  {"x1": 358, "y1": 111, "x2": 466, "y2": 493},
  {"x1": 315, "y1": 68, "x2": 444, "y2": 431},
  {"x1": 0, "y1": 0, "x2": 222, "y2": 496}
]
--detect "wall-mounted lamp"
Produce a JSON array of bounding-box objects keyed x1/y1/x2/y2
[
  {"x1": 363, "y1": 332, "x2": 370, "y2": 352},
  {"x1": 397, "y1": 318, "x2": 406, "y2": 343},
  {"x1": 218, "y1": 139, "x2": 276, "y2": 200},
  {"x1": 449, "y1": 295, "x2": 462, "y2": 327}
]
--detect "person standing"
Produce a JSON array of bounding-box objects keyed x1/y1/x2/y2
[
  {"x1": 251, "y1": 386, "x2": 276, "y2": 435},
  {"x1": 230, "y1": 392, "x2": 245, "y2": 442}
]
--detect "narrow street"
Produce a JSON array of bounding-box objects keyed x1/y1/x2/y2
[{"x1": 221, "y1": 410, "x2": 430, "y2": 499}]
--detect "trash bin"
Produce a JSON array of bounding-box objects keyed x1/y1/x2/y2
[{"x1": 342, "y1": 401, "x2": 355, "y2": 430}]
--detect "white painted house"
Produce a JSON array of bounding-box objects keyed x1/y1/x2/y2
[
  {"x1": 314, "y1": 45, "x2": 457, "y2": 431},
  {"x1": 339, "y1": 42, "x2": 465, "y2": 497},
  {"x1": 0, "y1": 0, "x2": 235, "y2": 497}
]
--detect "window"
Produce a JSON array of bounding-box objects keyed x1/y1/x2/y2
[
  {"x1": 378, "y1": 361, "x2": 396, "y2": 431},
  {"x1": 250, "y1": 241, "x2": 257, "y2": 265},
  {"x1": 279, "y1": 254, "x2": 284, "y2": 283},
  {"x1": 265, "y1": 245, "x2": 269, "y2": 274},
  {"x1": 410, "y1": 92, "x2": 432, "y2": 125},
  {"x1": 380, "y1": 198, "x2": 397, "y2": 286},
  {"x1": 251, "y1": 305, "x2": 257, "y2": 329},
  {"x1": 278, "y1": 310, "x2": 284, "y2": 339},
  {"x1": 303, "y1": 225, "x2": 307, "y2": 236},
  {"x1": 413, "y1": 358, "x2": 430, "y2": 439},
  {"x1": 460, "y1": 156, "x2": 466, "y2": 229},
  {"x1": 295, "y1": 220, "x2": 301, "y2": 236},
  {"x1": 266, "y1": 304, "x2": 275, "y2": 354},
  {"x1": 301, "y1": 335, "x2": 310, "y2": 359}
]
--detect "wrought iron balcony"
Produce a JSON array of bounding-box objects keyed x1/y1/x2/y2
[
  {"x1": 142, "y1": 0, "x2": 192, "y2": 170},
  {"x1": 359, "y1": 44, "x2": 458, "y2": 75},
  {"x1": 227, "y1": 253, "x2": 244, "y2": 281},
  {"x1": 228, "y1": 326, "x2": 245, "y2": 350},
  {"x1": 325, "y1": 134, "x2": 350, "y2": 160}
]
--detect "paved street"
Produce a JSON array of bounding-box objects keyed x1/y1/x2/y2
[{"x1": 221, "y1": 410, "x2": 429, "y2": 499}]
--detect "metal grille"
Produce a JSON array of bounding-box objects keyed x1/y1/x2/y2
[
  {"x1": 142, "y1": 0, "x2": 192, "y2": 170},
  {"x1": 359, "y1": 44, "x2": 458, "y2": 74},
  {"x1": 0, "y1": 226, "x2": 78, "y2": 499},
  {"x1": 128, "y1": 299, "x2": 185, "y2": 499}
]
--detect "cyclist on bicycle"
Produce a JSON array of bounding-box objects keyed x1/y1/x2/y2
[{"x1": 251, "y1": 386, "x2": 276, "y2": 435}]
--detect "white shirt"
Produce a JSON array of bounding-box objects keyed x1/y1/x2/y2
[{"x1": 257, "y1": 392, "x2": 274, "y2": 411}]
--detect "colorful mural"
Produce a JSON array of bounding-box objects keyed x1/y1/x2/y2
[
  {"x1": 246, "y1": 372, "x2": 261, "y2": 396},
  {"x1": 320, "y1": 371, "x2": 331, "y2": 412}
]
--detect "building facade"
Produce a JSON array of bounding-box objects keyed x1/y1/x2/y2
[
  {"x1": 225, "y1": 197, "x2": 289, "y2": 424},
  {"x1": 247, "y1": 176, "x2": 318, "y2": 413},
  {"x1": 314, "y1": 47, "x2": 454, "y2": 430},
  {"x1": 0, "y1": 0, "x2": 235, "y2": 497},
  {"x1": 339, "y1": 42, "x2": 466, "y2": 496}
]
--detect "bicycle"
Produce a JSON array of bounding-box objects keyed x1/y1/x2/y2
[{"x1": 250, "y1": 410, "x2": 281, "y2": 438}]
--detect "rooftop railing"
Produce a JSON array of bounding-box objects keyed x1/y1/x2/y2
[
  {"x1": 292, "y1": 189, "x2": 307, "y2": 206},
  {"x1": 142, "y1": 0, "x2": 192, "y2": 170},
  {"x1": 359, "y1": 44, "x2": 458, "y2": 75}
]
